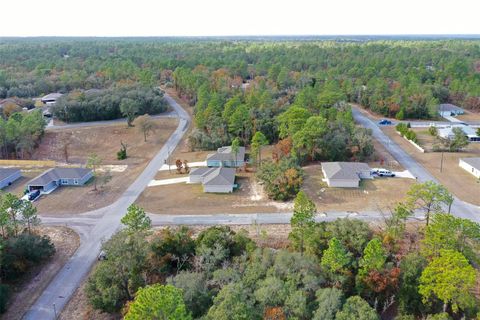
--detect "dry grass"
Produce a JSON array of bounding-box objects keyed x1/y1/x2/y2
[
  {"x1": 137, "y1": 170, "x2": 291, "y2": 215},
  {"x1": 382, "y1": 126, "x2": 480, "y2": 205},
  {"x1": 25, "y1": 118, "x2": 178, "y2": 215},
  {"x1": 302, "y1": 164, "x2": 414, "y2": 212},
  {"x1": 4, "y1": 226, "x2": 80, "y2": 320},
  {"x1": 455, "y1": 110, "x2": 480, "y2": 122}
]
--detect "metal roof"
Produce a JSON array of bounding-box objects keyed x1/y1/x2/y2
[
  {"x1": 41, "y1": 93, "x2": 63, "y2": 102},
  {"x1": 321, "y1": 162, "x2": 370, "y2": 180},
  {"x1": 0, "y1": 168, "x2": 20, "y2": 182},
  {"x1": 27, "y1": 167, "x2": 92, "y2": 187}
]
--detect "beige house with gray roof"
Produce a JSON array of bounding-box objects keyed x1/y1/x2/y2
[
  {"x1": 459, "y1": 158, "x2": 480, "y2": 179},
  {"x1": 321, "y1": 162, "x2": 372, "y2": 188}
]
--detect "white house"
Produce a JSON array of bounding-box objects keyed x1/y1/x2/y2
[
  {"x1": 438, "y1": 103, "x2": 465, "y2": 117},
  {"x1": 0, "y1": 168, "x2": 22, "y2": 189},
  {"x1": 438, "y1": 124, "x2": 480, "y2": 142},
  {"x1": 459, "y1": 158, "x2": 480, "y2": 179},
  {"x1": 321, "y1": 162, "x2": 372, "y2": 188}
]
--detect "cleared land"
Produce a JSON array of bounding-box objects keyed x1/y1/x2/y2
[
  {"x1": 302, "y1": 164, "x2": 414, "y2": 212},
  {"x1": 455, "y1": 109, "x2": 480, "y2": 122},
  {"x1": 382, "y1": 126, "x2": 480, "y2": 205},
  {"x1": 22, "y1": 118, "x2": 178, "y2": 215},
  {"x1": 3, "y1": 226, "x2": 79, "y2": 320}
]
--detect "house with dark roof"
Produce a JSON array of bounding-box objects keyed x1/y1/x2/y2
[
  {"x1": 26, "y1": 167, "x2": 93, "y2": 193},
  {"x1": 189, "y1": 167, "x2": 236, "y2": 193},
  {"x1": 459, "y1": 158, "x2": 480, "y2": 179},
  {"x1": 438, "y1": 103, "x2": 464, "y2": 117},
  {"x1": 321, "y1": 162, "x2": 372, "y2": 188},
  {"x1": 206, "y1": 146, "x2": 245, "y2": 168},
  {"x1": 0, "y1": 168, "x2": 22, "y2": 189}
]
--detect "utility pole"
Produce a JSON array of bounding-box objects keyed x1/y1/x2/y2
[
  {"x1": 167, "y1": 146, "x2": 171, "y2": 174},
  {"x1": 440, "y1": 151, "x2": 444, "y2": 173},
  {"x1": 53, "y1": 303, "x2": 57, "y2": 319}
]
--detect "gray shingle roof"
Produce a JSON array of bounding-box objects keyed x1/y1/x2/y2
[
  {"x1": 41, "y1": 93, "x2": 63, "y2": 102},
  {"x1": 461, "y1": 157, "x2": 480, "y2": 170},
  {"x1": 207, "y1": 146, "x2": 245, "y2": 162},
  {"x1": 438, "y1": 104, "x2": 464, "y2": 112},
  {"x1": 203, "y1": 168, "x2": 236, "y2": 186},
  {"x1": 0, "y1": 168, "x2": 20, "y2": 182},
  {"x1": 190, "y1": 167, "x2": 216, "y2": 177},
  {"x1": 321, "y1": 162, "x2": 370, "y2": 180},
  {"x1": 27, "y1": 167, "x2": 92, "y2": 186}
]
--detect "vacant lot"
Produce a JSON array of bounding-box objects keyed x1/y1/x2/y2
[
  {"x1": 455, "y1": 110, "x2": 480, "y2": 122},
  {"x1": 4, "y1": 226, "x2": 79, "y2": 320},
  {"x1": 28, "y1": 118, "x2": 178, "y2": 215},
  {"x1": 382, "y1": 126, "x2": 480, "y2": 205},
  {"x1": 302, "y1": 164, "x2": 414, "y2": 212}
]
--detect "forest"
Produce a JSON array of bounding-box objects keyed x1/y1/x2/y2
[{"x1": 86, "y1": 184, "x2": 480, "y2": 320}]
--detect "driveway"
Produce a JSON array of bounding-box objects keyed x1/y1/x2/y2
[{"x1": 148, "y1": 176, "x2": 189, "y2": 186}]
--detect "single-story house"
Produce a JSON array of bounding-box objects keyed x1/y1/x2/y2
[
  {"x1": 459, "y1": 158, "x2": 480, "y2": 179},
  {"x1": 438, "y1": 124, "x2": 480, "y2": 142},
  {"x1": 207, "y1": 146, "x2": 246, "y2": 168},
  {"x1": 41, "y1": 93, "x2": 63, "y2": 106},
  {"x1": 438, "y1": 103, "x2": 465, "y2": 117},
  {"x1": 189, "y1": 167, "x2": 236, "y2": 193},
  {"x1": 321, "y1": 162, "x2": 372, "y2": 188},
  {"x1": 26, "y1": 167, "x2": 93, "y2": 193},
  {"x1": 0, "y1": 168, "x2": 22, "y2": 189}
]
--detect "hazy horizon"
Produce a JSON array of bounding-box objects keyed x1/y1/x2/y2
[{"x1": 2, "y1": 0, "x2": 479, "y2": 37}]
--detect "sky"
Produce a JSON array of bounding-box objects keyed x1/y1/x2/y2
[{"x1": 2, "y1": 0, "x2": 480, "y2": 37}]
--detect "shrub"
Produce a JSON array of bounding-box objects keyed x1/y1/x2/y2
[
  {"x1": 429, "y1": 126, "x2": 438, "y2": 136},
  {"x1": 0, "y1": 284, "x2": 10, "y2": 314}
]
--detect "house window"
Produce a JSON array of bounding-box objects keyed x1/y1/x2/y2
[
  {"x1": 74, "y1": 179, "x2": 79, "y2": 185},
  {"x1": 61, "y1": 179, "x2": 68, "y2": 185}
]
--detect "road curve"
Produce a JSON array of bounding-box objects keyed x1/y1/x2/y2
[
  {"x1": 24, "y1": 93, "x2": 190, "y2": 320},
  {"x1": 352, "y1": 106, "x2": 480, "y2": 223}
]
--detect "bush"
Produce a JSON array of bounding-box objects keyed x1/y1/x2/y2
[
  {"x1": 429, "y1": 126, "x2": 438, "y2": 136},
  {"x1": 2, "y1": 234, "x2": 55, "y2": 280},
  {"x1": 256, "y1": 158, "x2": 303, "y2": 201}
]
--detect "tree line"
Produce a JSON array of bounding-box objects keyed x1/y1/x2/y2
[
  {"x1": 86, "y1": 181, "x2": 479, "y2": 319},
  {"x1": 0, "y1": 193, "x2": 54, "y2": 313},
  {"x1": 0, "y1": 110, "x2": 46, "y2": 159},
  {"x1": 51, "y1": 85, "x2": 167, "y2": 123}
]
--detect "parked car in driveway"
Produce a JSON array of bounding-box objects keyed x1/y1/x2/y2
[
  {"x1": 378, "y1": 119, "x2": 393, "y2": 125},
  {"x1": 371, "y1": 168, "x2": 396, "y2": 177},
  {"x1": 28, "y1": 189, "x2": 41, "y2": 201}
]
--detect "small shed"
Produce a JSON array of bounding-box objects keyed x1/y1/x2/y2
[
  {"x1": 438, "y1": 104, "x2": 465, "y2": 117},
  {"x1": 0, "y1": 168, "x2": 22, "y2": 189}
]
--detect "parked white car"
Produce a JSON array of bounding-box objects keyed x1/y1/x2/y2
[{"x1": 371, "y1": 168, "x2": 396, "y2": 177}]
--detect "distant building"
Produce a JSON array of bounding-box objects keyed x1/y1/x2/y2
[
  {"x1": 438, "y1": 104, "x2": 464, "y2": 117},
  {"x1": 26, "y1": 167, "x2": 93, "y2": 193},
  {"x1": 41, "y1": 93, "x2": 63, "y2": 106},
  {"x1": 321, "y1": 162, "x2": 372, "y2": 188},
  {"x1": 459, "y1": 158, "x2": 480, "y2": 179},
  {"x1": 206, "y1": 146, "x2": 246, "y2": 168},
  {"x1": 438, "y1": 124, "x2": 480, "y2": 142},
  {"x1": 189, "y1": 167, "x2": 236, "y2": 193},
  {"x1": 0, "y1": 168, "x2": 22, "y2": 189}
]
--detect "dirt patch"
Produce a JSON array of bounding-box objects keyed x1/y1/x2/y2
[
  {"x1": 3, "y1": 226, "x2": 80, "y2": 320},
  {"x1": 382, "y1": 126, "x2": 480, "y2": 205},
  {"x1": 28, "y1": 118, "x2": 178, "y2": 215},
  {"x1": 302, "y1": 164, "x2": 413, "y2": 212}
]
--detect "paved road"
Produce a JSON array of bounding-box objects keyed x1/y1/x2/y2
[
  {"x1": 24, "y1": 93, "x2": 190, "y2": 320},
  {"x1": 46, "y1": 110, "x2": 177, "y2": 130},
  {"x1": 352, "y1": 106, "x2": 480, "y2": 222}
]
